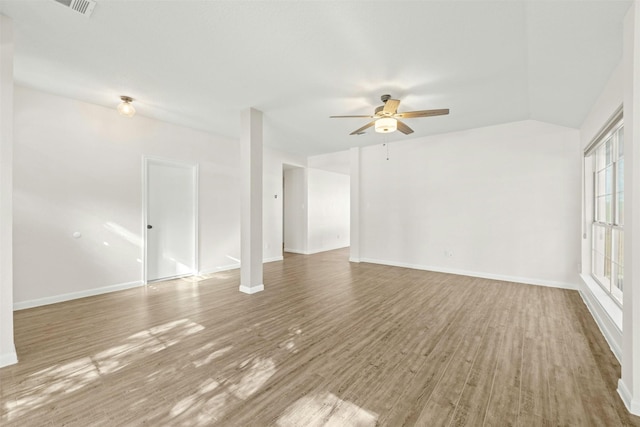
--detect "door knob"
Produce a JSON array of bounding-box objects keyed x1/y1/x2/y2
[{"x1": 147, "y1": 225, "x2": 153, "y2": 229}]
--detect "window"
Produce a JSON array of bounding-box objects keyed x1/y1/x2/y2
[{"x1": 591, "y1": 119, "x2": 623, "y2": 305}]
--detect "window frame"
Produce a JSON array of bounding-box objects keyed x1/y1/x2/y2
[{"x1": 589, "y1": 117, "x2": 624, "y2": 306}]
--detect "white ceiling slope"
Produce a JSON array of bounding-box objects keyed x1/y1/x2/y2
[{"x1": 0, "y1": 0, "x2": 631, "y2": 155}]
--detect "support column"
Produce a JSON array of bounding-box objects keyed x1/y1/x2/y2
[
  {"x1": 0, "y1": 14, "x2": 16, "y2": 367},
  {"x1": 239, "y1": 108, "x2": 264, "y2": 294},
  {"x1": 620, "y1": 2, "x2": 640, "y2": 415},
  {"x1": 349, "y1": 147, "x2": 360, "y2": 263}
]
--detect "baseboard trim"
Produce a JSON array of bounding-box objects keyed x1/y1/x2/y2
[
  {"x1": 284, "y1": 248, "x2": 308, "y2": 255},
  {"x1": 14, "y1": 256, "x2": 283, "y2": 310},
  {"x1": 199, "y1": 258, "x2": 282, "y2": 276},
  {"x1": 618, "y1": 379, "x2": 640, "y2": 415},
  {"x1": 306, "y1": 245, "x2": 350, "y2": 255},
  {"x1": 0, "y1": 346, "x2": 18, "y2": 368},
  {"x1": 285, "y1": 246, "x2": 350, "y2": 256},
  {"x1": 239, "y1": 284, "x2": 264, "y2": 294},
  {"x1": 198, "y1": 263, "x2": 241, "y2": 275},
  {"x1": 358, "y1": 257, "x2": 578, "y2": 290},
  {"x1": 349, "y1": 257, "x2": 361, "y2": 263},
  {"x1": 13, "y1": 280, "x2": 145, "y2": 311}
]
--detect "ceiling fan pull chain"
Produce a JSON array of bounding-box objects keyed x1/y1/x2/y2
[{"x1": 382, "y1": 136, "x2": 390, "y2": 160}]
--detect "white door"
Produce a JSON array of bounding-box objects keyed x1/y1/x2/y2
[{"x1": 145, "y1": 158, "x2": 197, "y2": 282}]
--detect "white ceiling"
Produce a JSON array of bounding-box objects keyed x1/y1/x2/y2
[{"x1": 0, "y1": 0, "x2": 631, "y2": 155}]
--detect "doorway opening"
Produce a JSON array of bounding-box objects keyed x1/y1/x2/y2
[{"x1": 282, "y1": 164, "x2": 306, "y2": 254}]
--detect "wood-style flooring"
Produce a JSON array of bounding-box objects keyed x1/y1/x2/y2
[{"x1": 1, "y1": 248, "x2": 638, "y2": 426}]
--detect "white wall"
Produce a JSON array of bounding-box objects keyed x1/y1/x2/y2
[
  {"x1": 580, "y1": 63, "x2": 623, "y2": 148},
  {"x1": 307, "y1": 168, "x2": 350, "y2": 254},
  {"x1": 308, "y1": 150, "x2": 350, "y2": 175},
  {"x1": 0, "y1": 14, "x2": 16, "y2": 367},
  {"x1": 13, "y1": 86, "x2": 241, "y2": 307},
  {"x1": 357, "y1": 119, "x2": 581, "y2": 288}
]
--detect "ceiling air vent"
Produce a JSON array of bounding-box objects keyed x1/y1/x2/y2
[{"x1": 52, "y1": 0, "x2": 96, "y2": 17}]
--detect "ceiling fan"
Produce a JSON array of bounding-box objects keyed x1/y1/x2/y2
[{"x1": 330, "y1": 94, "x2": 449, "y2": 135}]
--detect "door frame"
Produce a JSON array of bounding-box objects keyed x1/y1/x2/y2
[{"x1": 142, "y1": 156, "x2": 199, "y2": 284}]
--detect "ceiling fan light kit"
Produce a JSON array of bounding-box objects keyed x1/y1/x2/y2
[
  {"x1": 330, "y1": 94, "x2": 449, "y2": 136},
  {"x1": 375, "y1": 117, "x2": 397, "y2": 133}
]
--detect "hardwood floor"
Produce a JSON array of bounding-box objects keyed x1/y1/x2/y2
[{"x1": 1, "y1": 248, "x2": 638, "y2": 426}]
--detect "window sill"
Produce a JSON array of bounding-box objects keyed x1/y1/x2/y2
[{"x1": 580, "y1": 273, "x2": 622, "y2": 332}]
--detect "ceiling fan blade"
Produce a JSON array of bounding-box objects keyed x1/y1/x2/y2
[
  {"x1": 395, "y1": 108, "x2": 449, "y2": 119},
  {"x1": 396, "y1": 120, "x2": 414, "y2": 135},
  {"x1": 349, "y1": 121, "x2": 376, "y2": 135},
  {"x1": 382, "y1": 99, "x2": 400, "y2": 115},
  {"x1": 330, "y1": 115, "x2": 375, "y2": 118}
]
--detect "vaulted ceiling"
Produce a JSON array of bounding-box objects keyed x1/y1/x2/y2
[{"x1": 0, "y1": 0, "x2": 631, "y2": 155}]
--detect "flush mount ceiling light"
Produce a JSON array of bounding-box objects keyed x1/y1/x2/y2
[
  {"x1": 117, "y1": 96, "x2": 136, "y2": 117},
  {"x1": 375, "y1": 117, "x2": 397, "y2": 133}
]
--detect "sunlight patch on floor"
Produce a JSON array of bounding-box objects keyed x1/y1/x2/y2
[
  {"x1": 192, "y1": 344, "x2": 233, "y2": 368},
  {"x1": 166, "y1": 356, "x2": 278, "y2": 425},
  {"x1": 277, "y1": 325, "x2": 304, "y2": 354},
  {"x1": 276, "y1": 392, "x2": 378, "y2": 427},
  {"x1": 229, "y1": 357, "x2": 277, "y2": 400},
  {"x1": 4, "y1": 318, "x2": 205, "y2": 420}
]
